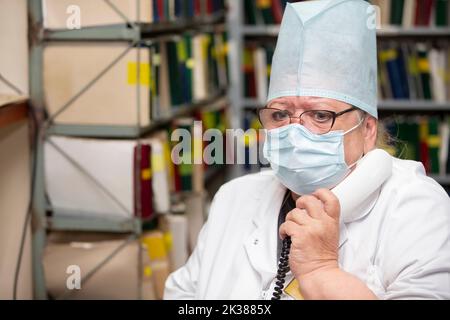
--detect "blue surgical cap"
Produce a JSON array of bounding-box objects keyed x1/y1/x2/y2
[{"x1": 268, "y1": 0, "x2": 378, "y2": 118}]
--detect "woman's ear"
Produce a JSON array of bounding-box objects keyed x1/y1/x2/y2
[{"x1": 363, "y1": 117, "x2": 378, "y2": 153}]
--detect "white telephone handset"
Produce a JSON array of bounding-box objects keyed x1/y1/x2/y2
[{"x1": 332, "y1": 148, "x2": 393, "y2": 223}]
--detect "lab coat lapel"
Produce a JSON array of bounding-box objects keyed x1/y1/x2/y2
[{"x1": 244, "y1": 173, "x2": 286, "y2": 283}]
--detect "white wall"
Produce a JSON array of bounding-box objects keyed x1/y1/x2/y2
[
  {"x1": 0, "y1": 0, "x2": 32, "y2": 299},
  {"x1": 0, "y1": 121, "x2": 32, "y2": 299}
]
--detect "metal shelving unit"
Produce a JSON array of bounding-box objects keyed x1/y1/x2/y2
[
  {"x1": 44, "y1": 11, "x2": 226, "y2": 41},
  {"x1": 432, "y1": 175, "x2": 450, "y2": 185},
  {"x1": 241, "y1": 25, "x2": 450, "y2": 37},
  {"x1": 47, "y1": 214, "x2": 142, "y2": 234},
  {"x1": 28, "y1": 0, "x2": 228, "y2": 299},
  {"x1": 47, "y1": 92, "x2": 228, "y2": 139}
]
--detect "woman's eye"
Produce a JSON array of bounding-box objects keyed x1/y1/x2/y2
[
  {"x1": 271, "y1": 111, "x2": 289, "y2": 121},
  {"x1": 313, "y1": 111, "x2": 332, "y2": 122}
]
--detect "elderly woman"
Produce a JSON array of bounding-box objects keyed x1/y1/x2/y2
[{"x1": 164, "y1": 0, "x2": 450, "y2": 299}]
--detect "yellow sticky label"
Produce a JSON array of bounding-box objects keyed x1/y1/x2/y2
[
  {"x1": 379, "y1": 49, "x2": 397, "y2": 62},
  {"x1": 428, "y1": 135, "x2": 441, "y2": 148},
  {"x1": 257, "y1": 0, "x2": 271, "y2": 9},
  {"x1": 418, "y1": 58, "x2": 430, "y2": 72},
  {"x1": 141, "y1": 168, "x2": 152, "y2": 180},
  {"x1": 152, "y1": 153, "x2": 165, "y2": 173},
  {"x1": 177, "y1": 41, "x2": 187, "y2": 62},
  {"x1": 186, "y1": 58, "x2": 195, "y2": 69},
  {"x1": 284, "y1": 278, "x2": 304, "y2": 300},
  {"x1": 142, "y1": 235, "x2": 167, "y2": 260},
  {"x1": 144, "y1": 266, "x2": 153, "y2": 278},
  {"x1": 127, "y1": 62, "x2": 150, "y2": 86}
]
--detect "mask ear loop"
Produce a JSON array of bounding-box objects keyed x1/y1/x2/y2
[
  {"x1": 345, "y1": 116, "x2": 367, "y2": 169},
  {"x1": 343, "y1": 116, "x2": 365, "y2": 135}
]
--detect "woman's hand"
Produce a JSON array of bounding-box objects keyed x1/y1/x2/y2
[{"x1": 279, "y1": 188, "x2": 340, "y2": 281}]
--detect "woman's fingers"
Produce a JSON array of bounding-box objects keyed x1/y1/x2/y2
[
  {"x1": 279, "y1": 220, "x2": 306, "y2": 240},
  {"x1": 312, "y1": 188, "x2": 340, "y2": 220},
  {"x1": 285, "y1": 208, "x2": 315, "y2": 225},
  {"x1": 296, "y1": 194, "x2": 325, "y2": 219}
]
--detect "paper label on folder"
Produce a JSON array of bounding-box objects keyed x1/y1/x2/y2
[
  {"x1": 127, "y1": 62, "x2": 150, "y2": 86},
  {"x1": 418, "y1": 58, "x2": 430, "y2": 72},
  {"x1": 428, "y1": 135, "x2": 441, "y2": 148},
  {"x1": 152, "y1": 153, "x2": 165, "y2": 173},
  {"x1": 142, "y1": 168, "x2": 152, "y2": 180}
]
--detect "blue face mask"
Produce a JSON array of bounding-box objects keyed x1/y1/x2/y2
[{"x1": 263, "y1": 120, "x2": 363, "y2": 195}]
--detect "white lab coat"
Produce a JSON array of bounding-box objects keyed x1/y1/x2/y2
[{"x1": 164, "y1": 157, "x2": 450, "y2": 299}]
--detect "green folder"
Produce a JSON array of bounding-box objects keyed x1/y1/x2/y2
[
  {"x1": 210, "y1": 33, "x2": 220, "y2": 90},
  {"x1": 177, "y1": 122, "x2": 193, "y2": 191},
  {"x1": 244, "y1": 0, "x2": 257, "y2": 25},
  {"x1": 428, "y1": 117, "x2": 441, "y2": 174},
  {"x1": 390, "y1": 0, "x2": 405, "y2": 25},
  {"x1": 185, "y1": 34, "x2": 193, "y2": 103},
  {"x1": 436, "y1": 0, "x2": 448, "y2": 26},
  {"x1": 167, "y1": 41, "x2": 182, "y2": 106}
]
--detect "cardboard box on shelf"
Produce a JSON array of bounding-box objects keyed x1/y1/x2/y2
[
  {"x1": 43, "y1": 43, "x2": 151, "y2": 127},
  {"x1": 43, "y1": 0, "x2": 153, "y2": 29},
  {"x1": 0, "y1": 0, "x2": 28, "y2": 95}
]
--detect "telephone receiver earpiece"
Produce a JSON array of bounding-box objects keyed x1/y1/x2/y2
[{"x1": 332, "y1": 149, "x2": 393, "y2": 223}]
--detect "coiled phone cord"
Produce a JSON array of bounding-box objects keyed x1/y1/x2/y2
[{"x1": 271, "y1": 236, "x2": 292, "y2": 300}]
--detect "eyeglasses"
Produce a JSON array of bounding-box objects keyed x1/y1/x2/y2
[{"x1": 258, "y1": 106, "x2": 358, "y2": 134}]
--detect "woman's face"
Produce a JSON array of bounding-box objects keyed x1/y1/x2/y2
[{"x1": 267, "y1": 96, "x2": 378, "y2": 166}]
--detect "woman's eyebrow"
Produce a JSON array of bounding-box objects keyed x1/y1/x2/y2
[
  {"x1": 303, "y1": 100, "x2": 338, "y2": 110},
  {"x1": 268, "y1": 100, "x2": 291, "y2": 108}
]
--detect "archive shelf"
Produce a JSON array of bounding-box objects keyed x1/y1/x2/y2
[
  {"x1": 29, "y1": 0, "x2": 230, "y2": 300},
  {"x1": 241, "y1": 25, "x2": 450, "y2": 37},
  {"x1": 44, "y1": 11, "x2": 225, "y2": 42},
  {"x1": 432, "y1": 175, "x2": 450, "y2": 185},
  {"x1": 46, "y1": 91, "x2": 228, "y2": 139},
  {"x1": 46, "y1": 214, "x2": 142, "y2": 234},
  {"x1": 378, "y1": 101, "x2": 450, "y2": 112}
]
